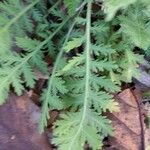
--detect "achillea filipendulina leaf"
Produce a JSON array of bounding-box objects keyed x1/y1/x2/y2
[{"x1": 103, "y1": 0, "x2": 137, "y2": 21}]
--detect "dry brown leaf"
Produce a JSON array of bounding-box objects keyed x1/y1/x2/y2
[
  {"x1": 145, "y1": 128, "x2": 150, "y2": 150},
  {"x1": 143, "y1": 102, "x2": 150, "y2": 148},
  {"x1": 0, "y1": 93, "x2": 51, "y2": 150},
  {"x1": 105, "y1": 89, "x2": 145, "y2": 150}
]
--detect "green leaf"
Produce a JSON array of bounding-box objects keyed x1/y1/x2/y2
[
  {"x1": 0, "y1": 30, "x2": 11, "y2": 54},
  {"x1": 90, "y1": 91, "x2": 119, "y2": 112},
  {"x1": 16, "y1": 37, "x2": 39, "y2": 52},
  {"x1": 31, "y1": 51, "x2": 48, "y2": 74},
  {"x1": 53, "y1": 111, "x2": 112, "y2": 150},
  {"x1": 39, "y1": 76, "x2": 68, "y2": 133},
  {"x1": 90, "y1": 75, "x2": 120, "y2": 92},
  {"x1": 0, "y1": 0, "x2": 39, "y2": 32},
  {"x1": 87, "y1": 111, "x2": 113, "y2": 136},
  {"x1": 120, "y1": 15, "x2": 150, "y2": 50},
  {"x1": 91, "y1": 44, "x2": 116, "y2": 56},
  {"x1": 61, "y1": 54, "x2": 84, "y2": 73},
  {"x1": 91, "y1": 59, "x2": 117, "y2": 72},
  {"x1": 64, "y1": 37, "x2": 84, "y2": 52},
  {"x1": 64, "y1": 0, "x2": 81, "y2": 15},
  {"x1": 22, "y1": 63, "x2": 36, "y2": 88},
  {"x1": 103, "y1": 0, "x2": 137, "y2": 21},
  {"x1": 12, "y1": 74, "x2": 24, "y2": 96},
  {"x1": 82, "y1": 125, "x2": 101, "y2": 150}
]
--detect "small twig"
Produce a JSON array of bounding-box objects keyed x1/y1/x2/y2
[
  {"x1": 130, "y1": 90, "x2": 145, "y2": 150},
  {"x1": 76, "y1": 1, "x2": 86, "y2": 12}
]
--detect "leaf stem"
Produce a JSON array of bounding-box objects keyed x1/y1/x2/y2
[
  {"x1": 39, "y1": 20, "x2": 76, "y2": 133},
  {"x1": 39, "y1": 4, "x2": 86, "y2": 132},
  {"x1": 68, "y1": 1, "x2": 92, "y2": 149}
]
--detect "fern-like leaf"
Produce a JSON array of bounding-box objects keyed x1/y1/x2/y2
[
  {"x1": 64, "y1": 0, "x2": 81, "y2": 15},
  {"x1": 119, "y1": 5, "x2": 150, "y2": 50},
  {"x1": 64, "y1": 37, "x2": 84, "y2": 52},
  {"x1": 103, "y1": 0, "x2": 137, "y2": 21}
]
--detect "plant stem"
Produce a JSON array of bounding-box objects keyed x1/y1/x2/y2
[
  {"x1": 39, "y1": 20, "x2": 76, "y2": 133},
  {"x1": 82, "y1": 0, "x2": 91, "y2": 123},
  {"x1": 39, "y1": 4, "x2": 86, "y2": 132},
  {"x1": 68, "y1": 1, "x2": 92, "y2": 149}
]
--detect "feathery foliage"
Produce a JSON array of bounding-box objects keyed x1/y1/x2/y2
[{"x1": 0, "y1": 0, "x2": 149, "y2": 149}]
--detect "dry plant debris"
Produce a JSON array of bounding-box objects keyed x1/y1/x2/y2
[
  {"x1": 105, "y1": 89, "x2": 146, "y2": 150},
  {"x1": 0, "y1": 93, "x2": 51, "y2": 150}
]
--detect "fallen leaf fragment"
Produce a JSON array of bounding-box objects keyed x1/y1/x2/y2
[
  {"x1": 105, "y1": 89, "x2": 145, "y2": 150},
  {"x1": 0, "y1": 93, "x2": 51, "y2": 150}
]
